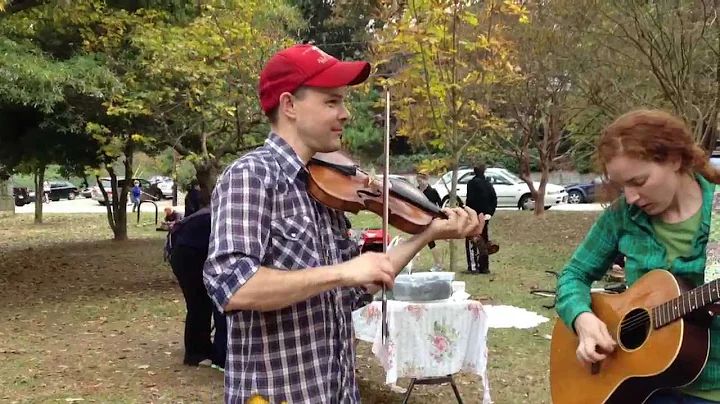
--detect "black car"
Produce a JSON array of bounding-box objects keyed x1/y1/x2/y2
[
  {"x1": 48, "y1": 181, "x2": 80, "y2": 201},
  {"x1": 564, "y1": 176, "x2": 602, "y2": 204},
  {"x1": 13, "y1": 187, "x2": 33, "y2": 206}
]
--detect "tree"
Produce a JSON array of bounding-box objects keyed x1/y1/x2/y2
[
  {"x1": 1, "y1": 0, "x2": 175, "y2": 237},
  {"x1": 289, "y1": 0, "x2": 379, "y2": 59},
  {"x1": 478, "y1": 0, "x2": 582, "y2": 215},
  {"x1": 373, "y1": 0, "x2": 522, "y2": 270},
  {"x1": 0, "y1": 34, "x2": 118, "y2": 223},
  {"x1": 557, "y1": 0, "x2": 719, "y2": 150},
  {"x1": 130, "y1": 0, "x2": 303, "y2": 200}
]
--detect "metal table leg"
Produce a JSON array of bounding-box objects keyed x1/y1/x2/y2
[{"x1": 400, "y1": 375, "x2": 463, "y2": 404}]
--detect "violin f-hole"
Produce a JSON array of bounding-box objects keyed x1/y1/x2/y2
[{"x1": 357, "y1": 189, "x2": 382, "y2": 199}]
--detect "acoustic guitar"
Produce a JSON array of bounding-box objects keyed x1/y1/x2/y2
[{"x1": 549, "y1": 269, "x2": 718, "y2": 403}]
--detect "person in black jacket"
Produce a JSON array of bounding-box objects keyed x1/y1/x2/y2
[
  {"x1": 464, "y1": 164, "x2": 497, "y2": 274},
  {"x1": 184, "y1": 179, "x2": 201, "y2": 217},
  {"x1": 417, "y1": 173, "x2": 444, "y2": 271},
  {"x1": 168, "y1": 207, "x2": 227, "y2": 371}
]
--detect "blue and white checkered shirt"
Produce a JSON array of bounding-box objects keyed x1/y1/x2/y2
[{"x1": 204, "y1": 133, "x2": 370, "y2": 404}]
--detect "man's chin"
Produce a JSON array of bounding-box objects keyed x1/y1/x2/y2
[{"x1": 317, "y1": 139, "x2": 342, "y2": 153}]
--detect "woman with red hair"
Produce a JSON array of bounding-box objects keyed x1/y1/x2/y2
[{"x1": 555, "y1": 109, "x2": 720, "y2": 402}]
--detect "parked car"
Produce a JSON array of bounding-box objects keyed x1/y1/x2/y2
[
  {"x1": 48, "y1": 181, "x2": 79, "y2": 201},
  {"x1": 711, "y1": 154, "x2": 720, "y2": 169},
  {"x1": 432, "y1": 168, "x2": 568, "y2": 210},
  {"x1": 91, "y1": 177, "x2": 161, "y2": 205},
  {"x1": 564, "y1": 176, "x2": 603, "y2": 204},
  {"x1": 154, "y1": 180, "x2": 174, "y2": 199},
  {"x1": 13, "y1": 186, "x2": 33, "y2": 206}
]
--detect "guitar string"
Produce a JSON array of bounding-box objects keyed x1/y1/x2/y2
[
  {"x1": 578, "y1": 285, "x2": 719, "y2": 337},
  {"x1": 612, "y1": 295, "x2": 710, "y2": 336},
  {"x1": 607, "y1": 284, "x2": 718, "y2": 336},
  {"x1": 610, "y1": 314, "x2": 649, "y2": 336},
  {"x1": 612, "y1": 307, "x2": 671, "y2": 335},
  {"x1": 617, "y1": 308, "x2": 672, "y2": 333},
  {"x1": 620, "y1": 288, "x2": 715, "y2": 332}
]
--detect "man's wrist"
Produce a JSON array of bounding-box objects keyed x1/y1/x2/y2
[{"x1": 327, "y1": 262, "x2": 349, "y2": 287}]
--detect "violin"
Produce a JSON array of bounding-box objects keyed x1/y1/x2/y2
[
  {"x1": 306, "y1": 89, "x2": 486, "y2": 346},
  {"x1": 307, "y1": 151, "x2": 448, "y2": 235}
]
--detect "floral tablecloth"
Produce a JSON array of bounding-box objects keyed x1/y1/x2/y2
[
  {"x1": 706, "y1": 185, "x2": 720, "y2": 283},
  {"x1": 353, "y1": 299, "x2": 492, "y2": 404}
]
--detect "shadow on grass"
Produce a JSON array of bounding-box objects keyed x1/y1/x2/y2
[{"x1": 0, "y1": 238, "x2": 176, "y2": 310}]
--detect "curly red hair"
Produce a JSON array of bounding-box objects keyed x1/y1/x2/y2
[{"x1": 596, "y1": 109, "x2": 720, "y2": 201}]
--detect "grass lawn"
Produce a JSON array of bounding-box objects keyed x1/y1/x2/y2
[{"x1": 0, "y1": 209, "x2": 601, "y2": 403}]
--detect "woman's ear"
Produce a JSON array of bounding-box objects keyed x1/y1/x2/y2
[{"x1": 669, "y1": 155, "x2": 683, "y2": 172}]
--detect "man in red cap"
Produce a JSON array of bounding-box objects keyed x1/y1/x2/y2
[{"x1": 203, "y1": 44, "x2": 484, "y2": 403}]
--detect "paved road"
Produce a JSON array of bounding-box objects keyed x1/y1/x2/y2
[
  {"x1": 14, "y1": 196, "x2": 183, "y2": 214},
  {"x1": 15, "y1": 197, "x2": 604, "y2": 214},
  {"x1": 544, "y1": 203, "x2": 604, "y2": 212}
]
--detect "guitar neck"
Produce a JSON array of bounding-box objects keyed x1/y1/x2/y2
[{"x1": 653, "y1": 278, "x2": 720, "y2": 328}]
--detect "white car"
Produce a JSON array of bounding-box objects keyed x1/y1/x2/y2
[
  {"x1": 154, "y1": 180, "x2": 174, "y2": 199},
  {"x1": 432, "y1": 168, "x2": 568, "y2": 210}
]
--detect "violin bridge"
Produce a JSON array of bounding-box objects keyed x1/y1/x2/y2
[{"x1": 367, "y1": 168, "x2": 387, "y2": 190}]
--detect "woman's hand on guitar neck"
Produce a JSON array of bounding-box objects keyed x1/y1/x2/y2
[{"x1": 574, "y1": 312, "x2": 617, "y2": 365}]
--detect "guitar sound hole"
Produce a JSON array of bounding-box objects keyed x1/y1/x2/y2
[{"x1": 619, "y1": 308, "x2": 651, "y2": 350}]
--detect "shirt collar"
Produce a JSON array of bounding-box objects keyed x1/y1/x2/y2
[
  {"x1": 265, "y1": 132, "x2": 306, "y2": 182},
  {"x1": 628, "y1": 172, "x2": 714, "y2": 229}
]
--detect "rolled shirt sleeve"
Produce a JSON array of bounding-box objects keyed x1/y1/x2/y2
[
  {"x1": 203, "y1": 159, "x2": 273, "y2": 312},
  {"x1": 555, "y1": 206, "x2": 620, "y2": 332}
]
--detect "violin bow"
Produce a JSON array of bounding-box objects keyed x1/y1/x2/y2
[{"x1": 381, "y1": 88, "x2": 390, "y2": 345}]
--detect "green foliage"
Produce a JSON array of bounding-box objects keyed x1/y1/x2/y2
[
  {"x1": 0, "y1": 37, "x2": 120, "y2": 113},
  {"x1": 289, "y1": 0, "x2": 377, "y2": 59},
  {"x1": 128, "y1": 0, "x2": 303, "y2": 178},
  {"x1": 342, "y1": 87, "x2": 383, "y2": 156},
  {"x1": 555, "y1": 0, "x2": 717, "y2": 146},
  {"x1": 374, "y1": 0, "x2": 522, "y2": 154}
]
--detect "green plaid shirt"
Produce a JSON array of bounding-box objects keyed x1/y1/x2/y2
[{"x1": 555, "y1": 173, "x2": 720, "y2": 392}]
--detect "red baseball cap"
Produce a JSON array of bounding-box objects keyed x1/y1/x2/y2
[{"x1": 258, "y1": 44, "x2": 371, "y2": 115}]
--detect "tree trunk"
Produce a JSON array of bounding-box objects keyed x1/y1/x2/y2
[
  {"x1": 534, "y1": 165, "x2": 548, "y2": 216},
  {"x1": 99, "y1": 141, "x2": 134, "y2": 241},
  {"x1": 447, "y1": 160, "x2": 461, "y2": 272},
  {"x1": 112, "y1": 145, "x2": 134, "y2": 241},
  {"x1": 97, "y1": 172, "x2": 115, "y2": 235},
  {"x1": 518, "y1": 134, "x2": 541, "y2": 213},
  {"x1": 195, "y1": 160, "x2": 220, "y2": 206},
  {"x1": 34, "y1": 164, "x2": 46, "y2": 224},
  {"x1": 0, "y1": 179, "x2": 13, "y2": 216},
  {"x1": 172, "y1": 149, "x2": 179, "y2": 207}
]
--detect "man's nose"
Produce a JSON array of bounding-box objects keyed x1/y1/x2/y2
[{"x1": 339, "y1": 105, "x2": 350, "y2": 121}]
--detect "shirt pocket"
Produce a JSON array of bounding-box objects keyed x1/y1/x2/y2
[
  {"x1": 331, "y1": 226, "x2": 360, "y2": 263},
  {"x1": 269, "y1": 213, "x2": 321, "y2": 268}
]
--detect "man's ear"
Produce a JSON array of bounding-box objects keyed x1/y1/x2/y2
[{"x1": 278, "y1": 92, "x2": 297, "y2": 121}]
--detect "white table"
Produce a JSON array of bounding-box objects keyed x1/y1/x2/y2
[{"x1": 353, "y1": 299, "x2": 492, "y2": 404}]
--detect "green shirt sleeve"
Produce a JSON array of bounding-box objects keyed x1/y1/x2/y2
[{"x1": 555, "y1": 205, "x2": 621, "y2": 332}]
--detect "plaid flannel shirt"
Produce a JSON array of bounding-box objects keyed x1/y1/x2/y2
[
  {"x1": 203, "y1": 133, "x2": 370, "y2": 404},
  {"x1": 555, "y1": 173, "x2": 720, "y2": 392}
]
